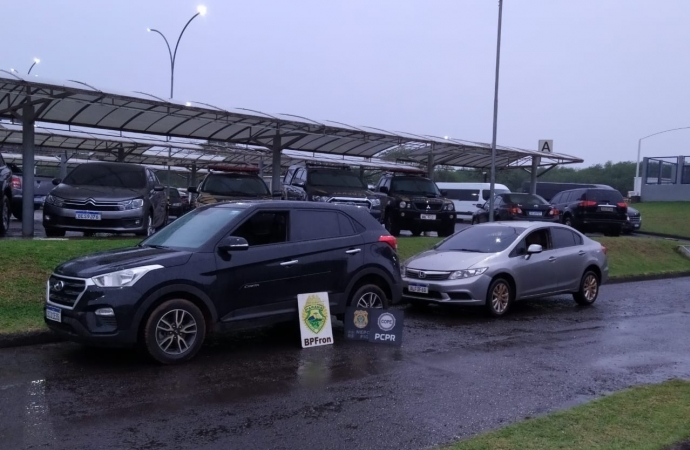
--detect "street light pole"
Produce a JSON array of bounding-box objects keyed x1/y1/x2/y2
[
  {"x1": 635, "y1": 126, "x2": 690, "y2": 180},
  {"x1": 488, "y1": 0, "x2": 504, "y2": 222},
  {"x1": 27, "y1": 58, "x2": 40, "y2": 75}
]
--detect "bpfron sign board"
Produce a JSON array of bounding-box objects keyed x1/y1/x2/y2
[{"x1": 298, "y1": 292, "x2": 334, "y2": 348}]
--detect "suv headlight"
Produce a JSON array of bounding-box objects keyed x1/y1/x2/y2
[
  {"x1": 448, "y1": 267, "x2": 488, "y2": 280},
  {"x1": 119, "y1": 199, "x2": 145, "y2": 210},
  {"x1": 312, "y1": 195, "x2": 331, "y2": 202},
  {"x1": 46, "y1": 195, "x2": 64, "y2": 207},
  {"x1": 92, "y1": 265, "x2": 164, "y2": 288},
  {"x1": 369, "y1": 197, "x2": 381, "y2": 207},
  {"x1": 444, "y1": 203, "x2": 455, "y2": 211},
  {"x1": 399, "y1": 201, "x2": 407, "y2": 208}
]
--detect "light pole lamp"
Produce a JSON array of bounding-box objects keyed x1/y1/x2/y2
[
  {"x1": 28, "y1": 58, "x2": 40, "y2": 75},
  {"x1": 147, "y1": 5, "x2": 207, "y2": 98},
  {"x1": 634, "y1": 126, "x2": 690, "y2": 193}
]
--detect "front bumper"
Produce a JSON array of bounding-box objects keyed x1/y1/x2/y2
[
  {"x1": 43, "y1": 204, "x2": 147, "y2": 233},
  {"x1": 401, "y1": 274, "x2": 490, "y2": 305},
  {"x1": 396, "y1": 210, "x2": 455, "y2": 230}
]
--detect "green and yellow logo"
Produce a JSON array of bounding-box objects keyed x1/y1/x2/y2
[{"x1": 302, "y1": 294, "x2": 328, "y2": 334}]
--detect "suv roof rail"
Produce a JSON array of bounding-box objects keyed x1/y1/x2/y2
[
  {"x1": 304, "y1": 162, "x2": 352, "y2": 170},
  {"x1": 208, "y1": 164, "x2": 260, "y2": 174}
]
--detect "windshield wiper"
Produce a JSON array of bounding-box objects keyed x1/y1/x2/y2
[
  {"x1": 141, "y1": 244, "x2": 170, "y2": 250},
  {"x1": 453, "y1": 248, "x2": 484, "y2": 253}
]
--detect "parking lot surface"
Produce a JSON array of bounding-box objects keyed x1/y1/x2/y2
[{"x1": 1, "y1": 277, "x2": 690, "y2": 449}]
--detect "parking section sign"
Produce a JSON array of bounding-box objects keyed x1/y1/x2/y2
[
  {"x1": 345, "y1": 307, "x2": 404, "y2": 346},
  {"x1": 298, "y1": 292, "x2": 334, "y2": 348}
]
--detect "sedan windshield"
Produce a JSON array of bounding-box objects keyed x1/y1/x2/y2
[
  {"x1": 501, "y1": 194, "x2": 548, "y2": 205},
  {"x1": 141, "y1": 207, "x2": 244, "y2": 250},
  {"x1": 308, "y1": 171, "x2": 366, "y2": 188},
  {"x1": 436, "y1": 226, "x2": 526, "y2": 253},
  {"x1": 63, "y1": 164, "x2": 146, "y2": 189},
  {"x1": 202, "y1": 174, "x2": 270, "y2": 197},
  {"x1": 391, "y1": 177, "x2": 440, "y2": 196}
]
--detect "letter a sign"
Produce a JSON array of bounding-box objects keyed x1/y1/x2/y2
[{"x1": 538, "y1": 140, "x2": 553, "y2": 153}]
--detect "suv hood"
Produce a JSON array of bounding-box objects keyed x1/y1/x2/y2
[
  {"x1": 197, "y1": 192, "x2": 271, "y2": 205},
  {"x1": 54, "y1": 246, "x2": 192, "y2": 278},
  {"x1": 52, "y1": 184, "x2": 146, "y2": 202},
  {"x1": 405, "y1": 250, "x2": 498, "y2": 271},
  {"x1": 308, "y1": 187, "x2": 374, "y2": 198}
]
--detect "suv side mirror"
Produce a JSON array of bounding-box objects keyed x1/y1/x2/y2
[
  {"x1": 153, "y1": 185, "x2": 165, "y2": 192},
  {"x1": 219, "y1": 236, "x2": 249, "y2": 252},
  {"x1": 52, "y1": 178, "x2": 61, "y2": 186},
  {"x1": 379, "y1": 186, "x2": 389, "y2": 194},
  {"x1": 440, "y1": 190, "x2": 448, "y2": 196},
  {"x1": 527, "y1": 244, "x2": 543, "y2": 254},
  {"x1": 187, "y1": 186, "x2": 198, "y2": 194}
]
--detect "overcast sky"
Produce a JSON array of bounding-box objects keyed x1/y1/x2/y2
[{"x1": 3, "y1": 0, "x2": 690, "y2": 166}]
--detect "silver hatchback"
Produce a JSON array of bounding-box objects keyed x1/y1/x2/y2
[{"x1": 402, "y1": 222, "x2": 608, "y2": 316}]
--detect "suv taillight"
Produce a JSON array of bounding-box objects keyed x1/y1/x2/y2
[
  {"x1": 578, "y1": 200, "x2": 597, "y2": 207},
  {"x1": 11, "y1": 176, "x2": 21, "y2": 190},
  {"x1": 379, "y1": 235, "x2": 397, "y2": 250},
  {"x1": 617, "y1": 202, "x2": 628, "y2": 210}
]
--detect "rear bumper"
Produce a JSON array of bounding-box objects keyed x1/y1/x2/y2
[{"x1": 43, "y1": 204, "x2": 147, "y2": 233}]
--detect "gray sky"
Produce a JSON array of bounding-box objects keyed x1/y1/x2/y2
[{"x1": 3, "y1": 0, "x2": 690, "y2": 166}]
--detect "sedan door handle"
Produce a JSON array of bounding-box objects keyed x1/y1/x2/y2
[
  {"x1": 280, "y1": 260, "x2": 299, "y2": 267},
  {"x1": 578, "y1": 250, "x2": 586, "y2": 256},
  {"x1": 548, "y1": 256, "x2": 557, "y2": 262},
  {"x1": 345, "y1": 248, "x2": 361, "y2": 254}
]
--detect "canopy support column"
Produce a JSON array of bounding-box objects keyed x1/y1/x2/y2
[
  {"x1": 530, "y1": 156, "x2": 540, "y2": 195},
  {"x1": 271, "y1": 133, "x2": 282, "y2": 198},
  {"x1": 117, "y1": 146, "x2": 125, "y2": 162},
  {"x1": 258, "y1": 158, "x2": 264, "y2": 179},
  {"x1": 22, "y1": 100, "x2": 35, "y2": 238},
  {"x1": 190, "y1": 163, "x2": 197, "y2": 187},
  {"x1": 59, "y1": 152, "x2": 68, "y2": 180},
  {"x1": 427, "y1": 145, "x2": 435, "y2": 179}
]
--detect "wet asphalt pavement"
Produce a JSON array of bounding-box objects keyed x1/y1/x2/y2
[{"x1": 1, "y1": 278, "x2": 690, "y2": 450}]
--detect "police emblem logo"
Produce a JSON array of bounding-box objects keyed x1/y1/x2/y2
[
  {"x1": 302, "y1": 294, "x2": 328, "y2": 334},
  {"x1": 353, "y1": 310, "x2": 368, "y2": 329}
]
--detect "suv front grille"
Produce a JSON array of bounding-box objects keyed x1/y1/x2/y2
[
  {"x1": 405, "y1": 269, "x2": 450, "y2": 281},
  {"x1": 329, "y1": 198, "x2": 372, "y2": 210},
  {"x1": 629, "y1": 215, "x2": 641, "y2": 223},
  {"x1": 48, "y1": 275, "x2": 87, "y2": 308},
  {"x1": 413, "y1": 202, "x2": 443, "y2": 212},
  {"x1": 62, "y1": 200, "x2": 122, "y2": 211}
]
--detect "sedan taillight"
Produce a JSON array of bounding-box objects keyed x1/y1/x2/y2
[
  {"x1": 548, "y1": 208, "x2": 559, "y2": 216},
  {"x1": 601, "y1": 245, "x2": 607, "y2": 255},
  {"x1": 510, "y1": 207, "x2": 523, "y2": 215},
  {"x1": 10, "y1": 176, "x2": 21, "y2": 190}
]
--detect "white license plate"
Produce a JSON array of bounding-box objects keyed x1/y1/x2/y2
[
  {"x1": 45, "y1": 306, "x2": 62, "y2": 322},
  {"x1": 408, "y1": 283, "x2": 429, "y2": 294},
  {"x1": 75, "y1": 211, "x2": 101, "y2": 220},
  {"x1": 420, "y1": 214, "x2": 436, "y2": 220},
  {"x1": 599, "y1": 206, "x2": 614, "y2": 212},
  {"x1": 528, "y1": 211, "x2": 542, "y2": 216}
]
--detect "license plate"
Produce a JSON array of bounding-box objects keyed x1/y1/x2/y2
[
  {"x1": 599, "y1": 206, "x2": 614, "y2": 212},
  {"x1": 420, "y1": 214, "x2": 436, "y2": 220},
  {"x1": 408, "y1": 283, "x2": 429, "y2": 294},
  {"x1": 75, "y1": 211, "x2": 101, "y2": 220},
  {"x1": 45, "y1": 306, "x2": 62, "y2": 322},
  {"x1": 528, "y1": 211, "x2": 542, "y2": 217}
]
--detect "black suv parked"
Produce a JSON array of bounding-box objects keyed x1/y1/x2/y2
[
  {"x1": 374, "y1": 173, "x2": 455, "y2": 236},
  {"x1": 282, "y1": 164, "x2": 382, "y2": 221},
  {"x1": 550, "y1": 188, "x2": 628, "y2": 236},
  {"x1": 43, "y1": 162, "x2": 167, "y2": 237},
  {"x1": 44, "y1": 201, "x2": 402, "y2": 364},
  {"x1": 0, "y1": 155, "x2": 12, "y2": 235},
  {"x1": 189, "y1": 165, "x2": 271, "y2": 207}
]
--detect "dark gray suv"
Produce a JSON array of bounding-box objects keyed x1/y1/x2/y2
[{"x1": 43, "y1": 162, "x2": 167, "y2": 237}]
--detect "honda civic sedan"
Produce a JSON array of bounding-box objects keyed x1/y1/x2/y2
[{"x1": 402, "y1": 222, "x2": 608, "y2": 316}]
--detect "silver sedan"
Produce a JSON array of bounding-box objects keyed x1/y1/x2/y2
[{"x1": 402, "y1": 222, "x2": 608, "y2": 316}]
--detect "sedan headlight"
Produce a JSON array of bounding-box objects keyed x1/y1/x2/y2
[
  {"x1": 46, "y1": 195, "x2": 64, "y2": 207},
  {"x1": 119, "y1": 198, "x2": 145, "y2": 210},
  {"x1": 448, "y1": 267, "x2": 488, "y2": 280},
  {"x1": 369, "y1": 197, "x2": 381, "y2": 207},
  {"x1": 399, "y1": 201, "x2": 407, "y2": 208},
  {"x1": 92, "y1": 264, "x2": 164, "y2": 288},
  {"x1": 312, "y1": 195, "x2": 331, "y2": 202}
]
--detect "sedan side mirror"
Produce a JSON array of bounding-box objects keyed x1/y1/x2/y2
[
  {"x1": 153, "y1": 185, "x2": 165, "y2": 192},
  {"x1": 187, "y1": 186, "x2": 198, "y2": 194},
  {"x1": 527, "y1": 244, "x2": 543, "y2": 254},
  {"x1": 52, "y1": 178, "x2": 61, "y2": 186},
  {"x1": 219, "y1": 236, "x2": 249, "y2": 252},
  {"x1": 379, "y1": 186, "x2": 389, "y2": 194}
]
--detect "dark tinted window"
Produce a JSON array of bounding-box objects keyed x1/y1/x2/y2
[
  {"x1": 308, "y1": 170, "x2": 366, "y2": 188},
  {"x1": 524, "y1": 229, "x2": 551, "y2": 250},
  {"x1": 551, "y1": 227, "x2": 578, "y2": 248},
  {"x1": 483, "y1": 189, "x2": 509, "y2": 200},
  {"x1": 390, "y1": 177, "x2": 440, "y2": 196},
  {"x1": 292, "y1": 210, "x2": 353, "y2": 241},
  {"x1": 284, "y1": 167, "x2": 296, "y2": 184},
  {"x1": 445, "y1": 189, "x2": 479, "y2": 201},
  {"x1": 202, "y1": 174, "x2": 270, "y2": 196},
  {"x1": 502, "y1": 193, "x2": 548, "y2": 205},
  {"x1": 142, "y1": 207, "x2": 243, "y2": 250},
  {"x1": 436, "y1": 225, "x2": 526, "y2": 253},
  {"x1": 550, "y1": 193, "x2": 562, "y2": 203},
  {"x1": 585, "y1": 189, "x2": 623, "y2": 203},
  {"x1": 168, "y1": 188, "x2": 181, "y2": 198},
  {"x1": 64, "y1": 164, "x2": 146, "y2": 189},
  {"x1": 233, "y1": 211, "x2": 288, "y2": 246}
]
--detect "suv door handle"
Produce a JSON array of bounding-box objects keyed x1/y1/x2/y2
[
  {"x1": 345, "y1": 248, "x2": 361, "y2": 254},
  {"x1": 548, "y1": 256, "x2": 557, "y2": 262},
  {"x1": 280, "y1": 260, "x2": 298, "y2": 267}
]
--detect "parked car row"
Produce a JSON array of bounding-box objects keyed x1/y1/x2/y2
[{"x1": 44, "y1": 200, "x2": 608, "y2": 364}]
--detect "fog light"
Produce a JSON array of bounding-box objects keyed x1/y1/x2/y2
[
  {"x1": 95, "y1": 307, "x2": 115, "y2": 317},
  {"x1": 400, "y1": 212, "x2": 405, "y2": 217},
  {"x1": 450, "y1": 214, "x2": 454, "y2": 219},
  {"x1": 135, "y1": 219, "x2": 141, "y2": 225},
  {"x1": 45, "y1": 215, "x2": 51, "y2": 221}
]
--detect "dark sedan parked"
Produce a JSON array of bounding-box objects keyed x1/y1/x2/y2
[
  {"x1": 44, "y1": 201, "x2": 403, "y2": 364},
  {"x1": 471, "y1": 193, "x2": 559, "y2": 224},
  {"x1": 43, "y1": 162, "x2": 167, "y2": 237}
]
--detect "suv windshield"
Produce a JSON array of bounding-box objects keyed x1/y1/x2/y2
[
  {"x1": 586, "y1": 189, "x2": 623, "y2": 203},
  {"x1": 308, "y1": 171, "x2": 366, "y2": 188},
  {"x1": 502, "y1": 193, "x2": 548, "y2": 204},
  {"x1": 142, "y1": 206, "x2": 244, "y2": 249},
  {"x1": 436, "y1": 225, "x2": 526, "y2": 253},
  {"x1": 63, "y1": 164, "x2": 146, "y2": 189},
  {"x1": 201, "y1": 174, "x2": 270, "y2": 197},
  {"x1": 391, "y1": 177, "x2": 440, "y2": 196}
]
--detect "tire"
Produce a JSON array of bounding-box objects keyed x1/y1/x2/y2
[
  {"x1": 0, "y1": 194, "x2": 10, "y2": 235},
  {"x1": 83, "y1": 231, "x2": 95, "y2": 238},
  {"x1": 563, "y1": 215, "x2": 573, "y2": 228},
  {"x1": 384, "y1": 213, "x2": 401, "y2": 237},
  {"x1": 486, "y1": 277, "x2": 513, "y2": 317},
  {"x1": 609, "y1": 226, "x2": 621, "y2": 237},
  {"x1": 573, "y1": 270, "x2": 600, "y2": 305},
  {"x1": 350, "y1": 283, "x2": 389, "y2": 309},
  {"x1": 12, "y1": 206, "x2": 22, "y2": 221},
  {"x1": 136, "y1": 212, "x2": 155, "y2": 237},
  {"x1": 143, "y1": 299, "x2": 206, "y2": 364},
  {"x1": 45, "y1": 228, "x2": 66, "y2": 238},
  {"x1": 410, "y1": 227, "x2": 422, "y2": 237}
]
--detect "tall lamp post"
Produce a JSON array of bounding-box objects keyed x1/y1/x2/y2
[
  {"x1": 635, "y1": 126, "x2": 690, "y2": 192},
  {"x1": 147, "y1": 4, "x2": 207, "y2": 98},
  {"x1": 487, "y1": 0, "x2": 504, "y2": 222},
  {"x1": 27, "y1": 58, "x2": 40, "y2": 75}
]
